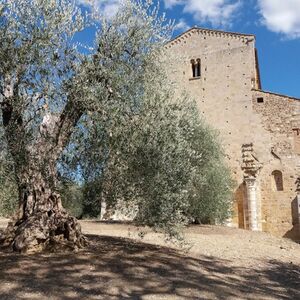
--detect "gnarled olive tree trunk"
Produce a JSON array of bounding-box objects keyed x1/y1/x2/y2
[{"x1": 0, "y1": 88, "x2": 87, "y2": 253}]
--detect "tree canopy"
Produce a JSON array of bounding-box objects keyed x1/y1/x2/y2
[{"x1": 0, "y1": 0, "x2": 233, "y2": 252}]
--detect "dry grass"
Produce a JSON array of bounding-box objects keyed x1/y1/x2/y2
[{"x1": 0, "y1": 219, "x2": 299, "y2": 299}]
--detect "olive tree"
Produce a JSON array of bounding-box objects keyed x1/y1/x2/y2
[
  {"x1": 0, "y1": 0, "x2": 171, "y2": 252},
  {"x1": 73, "y1": 79, "x2": 234, "y2": 238}
]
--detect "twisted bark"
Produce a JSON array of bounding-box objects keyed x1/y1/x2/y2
[
  {"x1": 0, "y1": 81, "x2": 87, "y2": 253},
  {"x1": 1, "y1": 191, "x2": 87, "y2": 253}
]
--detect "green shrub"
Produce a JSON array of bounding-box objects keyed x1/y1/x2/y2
[
  {"x1": 59, "y1": 181, "x2": 84, "y2": 219},
  {"x1": 81, "y1": 181, "x2": 101, "y2": 218},
  {"x1": 0, "y1": 160, "x2": 18, "y2": 217},
  {"x1": 186, "y1": 160, "x2": 234, "y2": 225}
]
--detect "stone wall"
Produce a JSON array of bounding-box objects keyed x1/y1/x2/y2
[{"x1": 252, "y1": 90, "x2": 300, "y2": 239}]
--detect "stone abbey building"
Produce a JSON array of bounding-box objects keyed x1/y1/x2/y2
[{"x1": 165, "y1": 27, "x2": 300, "y2": 240}]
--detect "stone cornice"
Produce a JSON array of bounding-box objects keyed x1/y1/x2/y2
[
  {"x1": 165, "y1": 27, "x2": 255, "y2": 49},
  {"x1": 252, "y1": 89, "x2": 300, "y2": 101}
]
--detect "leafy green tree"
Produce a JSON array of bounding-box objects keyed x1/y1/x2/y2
[
  {"x1": 0, "y1": 0, "x2": 172, "y2": 252},
  {"x1": 76, "y1": 82, "x2": 234, "y2": 238},
  {"x1": 0, "y1": 0, "x2": 233, "y2": 251}
]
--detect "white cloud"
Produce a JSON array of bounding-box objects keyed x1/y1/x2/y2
[
  {"x1": 164, "y1": 0, "x2": 184, "y2": 9},
  {"x1": 164, "y1": 0, "x2": 241, "y2": 27},
  {"x1": 258, "y1": 0, "x2": 300, "y2": 38},
  {"x1": 174, "y1": 18, "x2": 189, "y2": 32},
  {"x1": 77, "y1": 0, "x2": 121, "y2": 18}
]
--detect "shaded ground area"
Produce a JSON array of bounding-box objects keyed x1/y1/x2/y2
[{"x1": 0, "y1": 219, "x2": 299, "y2": 300}]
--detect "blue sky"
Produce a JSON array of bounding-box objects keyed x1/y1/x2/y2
[{"x1": 78, "y1": 0, "x2": 300, "y2": 98}]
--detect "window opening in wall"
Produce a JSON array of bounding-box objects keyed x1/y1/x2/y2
[
  {"x1": 292, "y1": 128, "x2": 300, "y2": 154},
  {"x1": 257, "y1": 97, "x2": 264, "y2": 103},
  {"x1": 293, "y1": 128, "x2": 300, "y2": 136},
  {"x1": 191, "y1": 58, "x2": 201, "y2": 78},
  {"x1": 272, "y1": 170, "x2": 284, "y2": 191}
]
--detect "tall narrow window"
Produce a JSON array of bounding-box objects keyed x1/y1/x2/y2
[
  {"x1": 195, "y1": 58, "x2": 201, "y2": 77},
  {"x1": 191, "y1": 58, "x2": 201, "y2": 78},
  {"x1": 191, "y1": 59, "x2": 195, "y2": 77},
  {"x1": 272, "y1": 170, "x2": 284, "y2": 191}
]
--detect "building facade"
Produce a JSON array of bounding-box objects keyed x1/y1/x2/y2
[{"x1": 165, "y1": 27, "x2": 300, "y2": 240}]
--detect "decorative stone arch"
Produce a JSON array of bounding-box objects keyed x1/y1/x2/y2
[{"x1": 271, "y1": 170, "x2": 284, "y2": 191}]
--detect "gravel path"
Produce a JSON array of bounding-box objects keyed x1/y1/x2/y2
[{"x1": 0, "y1": 219, "x2": 299, "y2": 300}]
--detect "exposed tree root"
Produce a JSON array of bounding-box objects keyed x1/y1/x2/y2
[{"x1": 0, "y1": 210, "x2": 87, "y2": 253}]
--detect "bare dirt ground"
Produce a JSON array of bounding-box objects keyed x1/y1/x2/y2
[{"x1": 0, "y1": 218, "x2": 299, "y2": 300}]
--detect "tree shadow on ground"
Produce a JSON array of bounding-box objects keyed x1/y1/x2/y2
[{"x1": 0, "y1": 234, "x2": 299, "y2": 300}]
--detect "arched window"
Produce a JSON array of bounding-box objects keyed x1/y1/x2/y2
[
  {"x1": 191, "y1": 58, "x2": 201, "y2": 78},
  {"x1": 271, "y1": 170, "x2": 283, "y2": 191}
]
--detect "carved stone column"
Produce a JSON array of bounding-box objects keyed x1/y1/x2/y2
[
  {"x1": 245, "y1": 177, "x2": 259, "y2": 231},
  {"x1": 241, "y1": 143, "x2": 262, "y2": 231}
]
